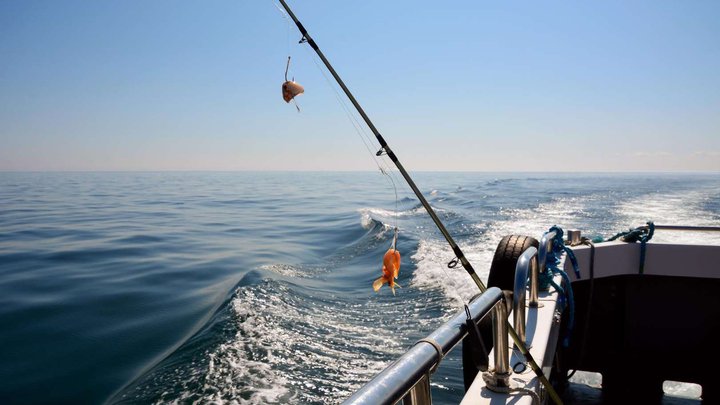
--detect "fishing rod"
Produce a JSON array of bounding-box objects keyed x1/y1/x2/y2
[{"x1": 276, "y1": 1, "x2": 562, "y2": 403}]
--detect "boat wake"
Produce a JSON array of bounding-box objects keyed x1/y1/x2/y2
[
  {"x1": 112, "y1": 205, "x2": 456, "y2": 404},
  {"x1": 617, "y1": 188, "x2": 720, "y2": 244},
  {"x1": 410, "y1": 192, "x2": 620, "y2": 304}
]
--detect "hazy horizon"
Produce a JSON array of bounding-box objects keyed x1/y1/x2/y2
[{"x1": 2, "y1": 169, "x2": 719, "y2": 175}]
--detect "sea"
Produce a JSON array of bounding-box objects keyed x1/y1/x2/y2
[{"x1": 1, "y1": 171, "x2": 718, "y2": 404}]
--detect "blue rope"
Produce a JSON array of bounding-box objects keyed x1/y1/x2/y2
[
  {"x1": 538, "y1": 225, "x2": 578, "y2": 347},
  {"x1": 605, "y1": 221, "x2": 655, "y2": 274},
  {"x1": 535, "y1": 222, "x2": 655, "y2": 348}
]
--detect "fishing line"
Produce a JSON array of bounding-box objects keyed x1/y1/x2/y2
[
  {"x1": 276, "y1": 0, "x2": 402, "y2": 251},
  {"x1": 297, "y1": 44, "x2": 404, "y2": 196},
  {"x1": 285, "y1": 7, "x2": 469, "y2": 311},
  {"x1": 302, "y1": 40, "x2": 471, "y2": 307},
  {"x1": 302, "y1": 47, "x2": 390, "y2": 172},
  {"x1": 277, "y1": 1, "x2": 467, "y2": 306},
  {"x1": 302, "y1": 44, "x2": 401, "y2": 233},
  {"x1": 274, "y1": 2, "x2": 303, "y2": 112},
  {"x1": 439, "y1": 261, "x2": 470, "y2": 307},
  {"x1": 272, "y1": 1, "x2": 292, "y2": 52}
]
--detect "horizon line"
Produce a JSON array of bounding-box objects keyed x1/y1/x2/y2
[{"x1": 1, "y1": 169, "x2": 719, "y2": 174}]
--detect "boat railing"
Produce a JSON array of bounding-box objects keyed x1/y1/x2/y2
[
  {"x1": 534, "y1": 230, "x2": 557, "y2": 306},
  {"x1": 536, "y1": 230, "x2": 555, "y2": 275},
  {"x1": 342, "y1": 287, "x2": 504, "y2": 405},
  {"x1": 653, "y1": 224, "x2": 720, "y2": 232},
  {"x1": 513, "y1": 246, "x2": 538, "y2": 344}
]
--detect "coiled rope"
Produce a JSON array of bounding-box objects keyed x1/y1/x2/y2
[
  {"x1": 538, "y1": 222, "x2": 655, "y2": 348},
  {"x1": 538, "y1": 226, "x2": 579, "y2": 347}
]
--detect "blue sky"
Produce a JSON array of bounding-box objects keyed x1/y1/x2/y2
[{"x1": 1, "y1": 0, "x2": 718, "y2": 171}]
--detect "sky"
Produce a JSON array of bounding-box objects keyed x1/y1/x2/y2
[{"x1": 1, "y1": 0, "x2": 719, "y2": 172}]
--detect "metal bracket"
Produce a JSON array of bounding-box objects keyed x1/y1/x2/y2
[
  {"x1": 416, "y1": 338, "x2": 444, "y2": 374},
  {"x1": 482, "y1": 370, "x2": 511, "y2": 389}
]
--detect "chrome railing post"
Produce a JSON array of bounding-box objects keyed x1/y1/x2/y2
[
  {"x1": 529, "y1": 255, "x2": 539, "y2": 307},
  {"x1": 537, "y1": 230, "x2": 557, "y2": 276},
  {"x1": 402, "y1": 374, "x2": 432, "y2": 405},
  {"x1": 513, "y1": 246, "x2": 537, "y2": 344},
  {"x1": 493, "y1": 297, "x2": 510, "y2": 377},
  {"x1": 481, "y1": 298, "x2": 511, "y2": 389},
  {"x1": 514, "y1": 288, "x2": 526, "y2": 345}
]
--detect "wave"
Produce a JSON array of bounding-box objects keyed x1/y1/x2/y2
[{"x1": 358, "y1": 205, "x2": 441, "y2": 225}]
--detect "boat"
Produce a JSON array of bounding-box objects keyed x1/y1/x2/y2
[{"x1": 343, "y1": 224, "x2": 720, "y2": 404}]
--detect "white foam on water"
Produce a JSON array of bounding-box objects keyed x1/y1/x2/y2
[
  {"x1": 662, "y1": 381, "x2": 703, "y2": 398},
  {"x1": 259, "y1": 263, "x2": 306, "y2": 278},
  {"x1": 411, "y1": 186, "x2": 720, "y2": 307},
  {"x1": 411, "y1": 195, "x2": 605, "y2": 304},
  {"x1": 359, "y1": 206, "x2": 445, "y2": 223},
  {"x1": 615, "y1": 189, "x2": 720, "y2": 245},
  {"x1": 358, "y1": 210, "x2": 392, "y2": 236},
  {"x1": 359, "y1": 206, "x2": 444, "y2": 240},
  {"x1": 568, "y1": 370, "x2": 602, "y2": 388},
  {"x1": 410, "y1": 239, "x2": 481, "y2": 305},
  {"x1": 177, "y1": 283, "x2": 408, "y2": 404}
]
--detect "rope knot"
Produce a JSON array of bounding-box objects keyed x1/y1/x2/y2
[{"x1": 606, "y1": 221, "x2": 654, "y2": 274}]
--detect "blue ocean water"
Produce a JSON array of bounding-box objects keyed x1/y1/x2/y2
[{"x1": 1, "y1": 171, "x2": 718, "y2": 404}]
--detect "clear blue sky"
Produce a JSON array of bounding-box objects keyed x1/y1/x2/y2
[{"x1": 1, "y1": 0, "x2": 718, "y2": 171}]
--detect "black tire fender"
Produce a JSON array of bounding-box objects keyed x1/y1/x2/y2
[{"x1": 488, "y1": 234, "x2": 540, "y2": 292}]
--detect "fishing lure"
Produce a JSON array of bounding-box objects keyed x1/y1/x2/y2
[
  {"x1": 282, "y1": 56, "x2": 304, "y2": 111},
  {"x1": 373, "y1": 228, "x2": 401, "y2": 295}
]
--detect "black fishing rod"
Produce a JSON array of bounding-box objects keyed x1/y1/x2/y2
[{"x1": 276, "y1": 1, "x2": 562, "y2": 404}]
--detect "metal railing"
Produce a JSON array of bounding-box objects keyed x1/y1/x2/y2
[
  {"x1": 491, "y1": 293, "x2": 510, "y2": 379},
  {"x1": 513, "y1": 246, "x2": 538, "y2": 345},
  {"x1": 537, "y1": 230, "x2": 556, "y2": 277},
  {"x1": 653, "y1": 224, "x2": 720, "y2": 232},
  {"x1": 342, "y1": 287, "x2": 504, "y2": 405}
]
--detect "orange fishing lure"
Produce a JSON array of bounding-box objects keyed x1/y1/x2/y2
[
  {"x1": 373, "y1": 229, "x2": 401, "y2": 295},
  {"x1": 373, "y1": 248, "x2": 401, "y2": 295}
]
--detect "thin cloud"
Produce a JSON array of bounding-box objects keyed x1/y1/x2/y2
[
  {"x1": 692, "y1": 150, "x2": 720, "y2": 158},
  {"x1": 630, "y1": 151, "x2": 673, "y2": 158}
]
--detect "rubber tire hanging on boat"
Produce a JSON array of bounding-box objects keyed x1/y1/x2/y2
[
  {"x1": 462, "y1": 234, "x2": 539, "y2": 392},
  {"x1": 488, "y1": 235, "x2": 540, "y2": 293}
]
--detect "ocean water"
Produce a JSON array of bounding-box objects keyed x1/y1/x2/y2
[{"x1": 1, "y1": 171, "x2": 718, "y2": 404}]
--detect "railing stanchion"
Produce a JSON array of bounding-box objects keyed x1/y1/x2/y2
[
  {"x1": 529, "y1": 255, "x2": 539, "y2": 307},
  {"x1": 514, "y1": 247, "x2": 537, "y2": 345},
  {"x1": 537, "y1": 231, "x2": 557, "y2": 275},
  {"x1": 481, "y1": 297, "x2": 512, "y2": 390},
  {"x1": 402, "y1": 374, "x2": 432, "y2": 405},
  {"x1": 493, "y1": 297, "x2": 510, "y2": 378}
]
